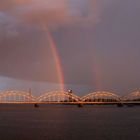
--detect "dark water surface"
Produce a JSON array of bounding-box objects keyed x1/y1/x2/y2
[{"x1": 0, "y1": 105, "x2": 140, "y2": 140}]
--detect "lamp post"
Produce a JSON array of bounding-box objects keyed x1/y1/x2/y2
[{"x1": 68, "y1": 89, "x2": 73, "y2": 102}]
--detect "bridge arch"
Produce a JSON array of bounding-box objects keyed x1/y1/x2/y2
[
  {"x1": 37, "y1": 91, "x2": 80, "y2": 102},
  {"x1": 81, "y1": 91, "x2": 120, "y2": 102},
  {"x1": 0, "y1": 90, "x2": 36, "y2": 103},
  {"x1": 122, "y1": 91, "x2": 140, "y2": 101}
]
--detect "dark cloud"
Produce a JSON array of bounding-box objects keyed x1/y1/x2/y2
[
  {"x1": 0, "y1": 0, "x2": 98, "y2": 29},
  {"x1": 0, "y1": 0, "x2": 139, "y2": 94},
  {"x1": 0, "y1": 31, "x2": 62, "y2": 83}
]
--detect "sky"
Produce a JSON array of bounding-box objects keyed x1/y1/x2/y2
[{"x1": 0, "y1": 0, "x2": 139, "y2": 96}]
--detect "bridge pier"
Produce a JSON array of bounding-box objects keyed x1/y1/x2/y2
[
  {"x1": 34, "y1": 103, "x2": 39, "y2": 108},
  {"x1": 78, "y1": 103, "x2": 84, "y2": 108}
]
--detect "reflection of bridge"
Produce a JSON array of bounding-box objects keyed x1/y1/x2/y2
[{"x1": 0, "y1": 90, "x2": 140, "y2": 106}]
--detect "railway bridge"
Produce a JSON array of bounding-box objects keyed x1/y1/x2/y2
[{"x1": 0, "y1": 90, "x2": 139, "y2": 107}]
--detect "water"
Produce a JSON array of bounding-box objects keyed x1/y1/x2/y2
[{"x1": 0, "y1": 105, "x2": 140, "y2": 140}]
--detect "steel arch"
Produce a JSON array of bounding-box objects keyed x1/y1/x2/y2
[
  {"x1": 0, "y1": 90, "x2": 36, "y2": 102},
  {"x1": 37, "y1": 91, "x2": 80, "y2": 102},
  {"x1": 122, "y1": 91, "x2": 140, "y2": 101},
  {"x1": 81, "y1": 91, "x2": 120, "y2": 102}
]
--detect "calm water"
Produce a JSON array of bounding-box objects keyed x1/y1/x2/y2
[{"x1": 0, "y1": 105, "x2": 140, "y2": 140}]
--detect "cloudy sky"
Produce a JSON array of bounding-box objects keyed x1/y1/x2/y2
[{"x1": 0, "y1": 0, "x2": 139, "y2": 95}]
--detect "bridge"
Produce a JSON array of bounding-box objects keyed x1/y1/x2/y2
[
  {"x1": 0, "y1": 90, "x2": 36, "y2": 103},
  {"x1": 0, "y1": 90, "x2": 139, "y2": 106}
]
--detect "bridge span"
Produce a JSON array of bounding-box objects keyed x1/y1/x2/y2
[
  {"x1": 0, "y1": 101, "x2": 140, "y2": 108},
  {"x1": 0, "y1": 90, "x2": 139, "y2": 107}
]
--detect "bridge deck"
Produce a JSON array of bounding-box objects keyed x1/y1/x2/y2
[{"x1": 0, "y1": 101, "x2": 140, "y2": 105}]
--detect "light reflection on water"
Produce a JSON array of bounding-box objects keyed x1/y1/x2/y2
[{"x1": 0, "y1": 105, "x2": 140, "y2": 140}]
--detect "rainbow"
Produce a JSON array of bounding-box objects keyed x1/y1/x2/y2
[{"x1": 45, "y1": 29, "x2": 65, "y2": 92}]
